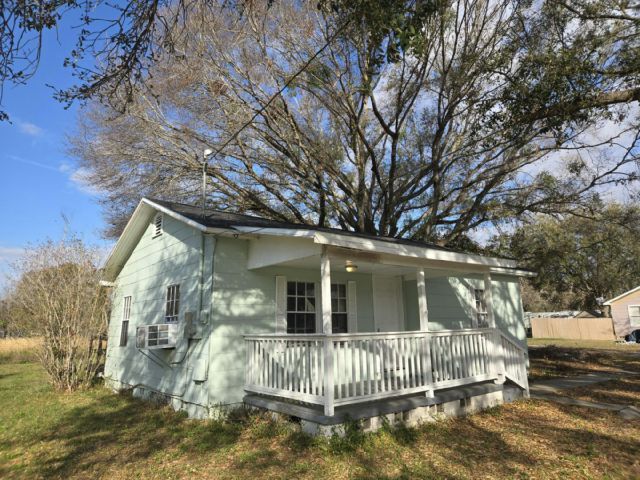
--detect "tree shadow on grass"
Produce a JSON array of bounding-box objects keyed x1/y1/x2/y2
[
  {"x1": 25, "y1": 391, "x2": 245, "y2": 479},
  {"x1": 349, "y1": 401, "x2": 640, "y2": 479}
]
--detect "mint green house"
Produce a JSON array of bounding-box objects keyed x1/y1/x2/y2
[{"x1": 102, "y1": 198, "x2": 533, "y2": 430}]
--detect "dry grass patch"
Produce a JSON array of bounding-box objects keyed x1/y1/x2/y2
[
  {"x1": 568, "y1": 379, "x2": 640, "y2": 408},
  {"x1": 0, "y1": 337, "x2": 40, "y2": 363},
  {"x1": 2, "y1": 362, "x2": 640, "y2": 479},
  {"x1": 528, "y1": 343, "x2": 640, "y2": 380}
]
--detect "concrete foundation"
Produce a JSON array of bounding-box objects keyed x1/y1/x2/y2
[{"x1": 246, "y1": 383, "x2": 526, "y2": 437}]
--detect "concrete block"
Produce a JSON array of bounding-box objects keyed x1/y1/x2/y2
[
  {"x1": 468, "y1": 390, "x2": 503, "y2": 413},
  {"x1": 502, "y1": 386, "x2": 524, "y2": 403},
  {"x1": 442, "y1": 399, "x2": 465, "y2": 417},
  {"x1": 300, "y1": 420, "x2": 339, "y2": 437},
  {"x1": 403, "y1": 406, "x2": 436, "y2": 427}
]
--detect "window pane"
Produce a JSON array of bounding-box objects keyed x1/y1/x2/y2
[
  {"x1": 297, "y1": 297, "x2": 306, "y2": 312},
  {"x1": 305, "y1": 297, "x2": 315, "y2": 312},
  {"x1": 287, "y1": 297, "x2": 296, "y2": 311},
  {"x1": 287, "y1": 282, "x2": 296, "y2": 295},
  {"x1": 306, "y1": 283, "x2": 315, "y2": 296},
  {"x1": 286, "y1": 313, "x2": 295, "y2": 333},
  {"x1": 297, "y1": 282, "x2": 305, "y2": 295},
  {"x1": 338, "y1": 284, "x2": 346, "y2": 297},
  {"x1": 305, "y1": 314, "x2": 315, "y2": 333},
  {"x1": 332, "y1": 313, "x2": 347, "y2": 333},
  {"x1": 629, "y1": 306, "x2": 640, "y2": 316},
  {"x1": 331, "y1": 284, "x2": 337, "y2": 296},
  {"x1": 338, "y1": 299, "x2": 347, "y2": 312},
  {"x1": 331, "y1": 298, "x2": 338, "y2": 311},
  {"x1": 297, "y1": 313, "x2": 306, "y2": 333}
]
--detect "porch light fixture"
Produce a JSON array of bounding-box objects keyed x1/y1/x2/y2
[{"x1": 345, "y1": 261, "x2": 358, "y2": 273}]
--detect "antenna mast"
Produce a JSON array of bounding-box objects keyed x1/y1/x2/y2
[{"x1": 202, "y1": 149, "x2": 213, "y2": 219}]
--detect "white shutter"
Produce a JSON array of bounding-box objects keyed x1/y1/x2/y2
[
  {"x1": 468, "y1": 284, "x2": 478, "y2": 328},
  {"x1": 315, "y1": 282, "x2": 322, "y2": 333},
  {"x1": 275, "y1": 276, "x2": 287, "y2": 333},
  {"x1": 347, "y1": 281, "x2": 357, "y2": 333}
]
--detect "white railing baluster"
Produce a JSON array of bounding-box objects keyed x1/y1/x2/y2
[{"x1": 243, "y1": 327, "x2": 528, "y2": 410}]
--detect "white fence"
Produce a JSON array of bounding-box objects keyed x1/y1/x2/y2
[{"x1": 245, "y1": 327, "x2": 528, "y2": 415}]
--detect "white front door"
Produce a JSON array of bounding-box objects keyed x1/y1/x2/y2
[{"x1": 372, "y1": 275, "x2": 405, "y2": 332}]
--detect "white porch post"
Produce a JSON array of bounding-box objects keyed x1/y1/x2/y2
[
  {"x1": 417, "y1": 268, "x2": 429, "y2": 330},
  {"x1": 416, "y1": 268, "x2": 435, "y2": 397},
  {"x1": 321, "y1": 246, "x2": 334, "y2": 416},
  {"x1": 484, "y1": 271, "x2": 505, "y2": 384}
]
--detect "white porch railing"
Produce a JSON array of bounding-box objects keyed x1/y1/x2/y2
[{"x1": 244, "y1": 327, "x2": 528, "y2": 415}]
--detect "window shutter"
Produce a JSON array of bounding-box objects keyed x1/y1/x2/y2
[
  {"x1": 275, "y1": 276, "x2": 287, "y2": 333},
  {"x1": 315, "y1": 282, "x2": 322, "y2": 333},
  {"x1": 628, "y1": 305, "x2": 640, "y2": 326},
  {"x1": 347, "y1": 281, "x2": 357, "y2": 333},
  {"x1": 466, "y1": 285, "x2": 476, "y2": 328}
]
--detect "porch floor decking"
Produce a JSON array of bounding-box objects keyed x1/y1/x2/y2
[{"x1": 244, "y1": 381, "x2": 509, "y2": 426}]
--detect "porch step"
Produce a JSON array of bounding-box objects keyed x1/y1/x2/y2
[{"x1": 244, "y1": 382, "x2": 505, "y2": 426}]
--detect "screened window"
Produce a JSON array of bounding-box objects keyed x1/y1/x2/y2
[
  {"x1": 286, "y1": 281, "x2": 316, "y2": 334},
  {"x1": 331, "y1": 283, "x2": 348, "y2": 333},
  {"x1": 474, "y1": 289, "x2": 488, "y2": 327},
  {"x1": 165, "y1": 284, "x2": 180, "y2": 323},
  {"x1": 119, "y1": 296, "x2": 132, "y2": 347},
  {"x1": 629, "y1": 305, "x2": 640, "y2": 326}
]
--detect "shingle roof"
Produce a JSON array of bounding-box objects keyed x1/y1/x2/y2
[{"x1": 149, "y1": 198, "x2": 460, "y2": 253}]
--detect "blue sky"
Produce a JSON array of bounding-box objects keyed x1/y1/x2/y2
[{"x1": 0, "y1": 17, "x2": 112, "y2": 291}]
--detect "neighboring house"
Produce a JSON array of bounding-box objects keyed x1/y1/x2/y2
[
  {"x1": 603, "y1": 287, "x2": 640, "y2": 338},
  {"x1": 102, "y1": 198, "x2": 534, "y2": 432}
]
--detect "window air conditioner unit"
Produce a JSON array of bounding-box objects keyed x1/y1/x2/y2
[{"x1": 136, "y1": 323, "x2": 179, "y2": 349}]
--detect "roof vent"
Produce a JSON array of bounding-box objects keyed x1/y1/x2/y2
[{"x1": 153, "y1": 212, "x2": 163, "y2": 237}]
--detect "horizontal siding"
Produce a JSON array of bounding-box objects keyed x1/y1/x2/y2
[
  {"x1": 104, "y1": 214, "x2": 210, "y2": 414},
  {"x1": 610, "y1": 289, "x2": 640, "y2": 337}
]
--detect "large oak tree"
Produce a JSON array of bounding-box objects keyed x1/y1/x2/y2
[{"x1": 69, "y1": 0, "x2": 640, "y2": 243}]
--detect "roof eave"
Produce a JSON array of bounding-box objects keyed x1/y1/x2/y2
[{"x1": 603, "y1": 285, "x2": 640, "y2": 305}]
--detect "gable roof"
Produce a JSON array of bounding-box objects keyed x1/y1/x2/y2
[
  {"x1": 149, "y1": 198, "x2": 458, "y2": 253},
  {"x1": 101, "y1": 198, "x2": 535, "y2": 282},
  {"x1": 603, "y1": 286, "x2": 640, "y2": 305}
]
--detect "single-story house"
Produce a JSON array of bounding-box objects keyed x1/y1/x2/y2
[
  {"x1": 102, "y1": 198, "x2": 534, "y2": 432},
  {"x1": 603, "y1": 286, "x2": 640, "y2": 338}
]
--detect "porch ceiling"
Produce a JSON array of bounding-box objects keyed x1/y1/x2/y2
[
  {"x1": 273, "y1": 254, "x2": 417, "y2": 277},
  {"x1": 258, "y1": 249, "x2": 475, "y2": 278}
]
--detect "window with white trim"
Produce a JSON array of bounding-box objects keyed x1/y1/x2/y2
[
  {"x1": 165, "y1": 284, "x2": 180, "y2": 323},
  {"x1": 153, "y1": 212, "x2": 163, "y2": 237},
  {"x1": 474, "y1": 289, "x2": 488, "y2": 328},
  {"x1": 628, "y1": 305, "x2": 640, "y2": 326},
  {"x1": 286, "y1": 281, "x2": 316, "y2": 333},
  {"x1": 331, "y1": 283, "x2": 348, "y2": 333},
  {"x1": 119, "y1": 296, "x2": 132, "y2": 346}
]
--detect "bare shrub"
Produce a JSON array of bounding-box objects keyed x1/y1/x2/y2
[{"x1": 9, "y1": 237, "x2": 109, "y2": 391}]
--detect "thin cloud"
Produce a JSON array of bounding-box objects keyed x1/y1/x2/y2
[
  {"x1": 68, "y1": 167, "x2": 104, "y2": 196},
  {"x1": 6, "y1": 154, "x2": 60, "y2": 172},
  {"x1": 17, "y1": 121, "x2": 44, "y2": 137},
  {"x1": 0, "y1": 246, "x2": 24, "y2": 262}
]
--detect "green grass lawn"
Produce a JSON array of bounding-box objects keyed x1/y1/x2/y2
[{"x1": 1, "y1": 361, "x2": 640, "y2": 479}]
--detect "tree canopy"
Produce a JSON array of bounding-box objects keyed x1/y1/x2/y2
[
  {"x1": 491, "y1": 202, "x2": 640, "y2": 311},
  {"x1": 69, "y1": 0, "x2": 640, "y2": 242}
]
